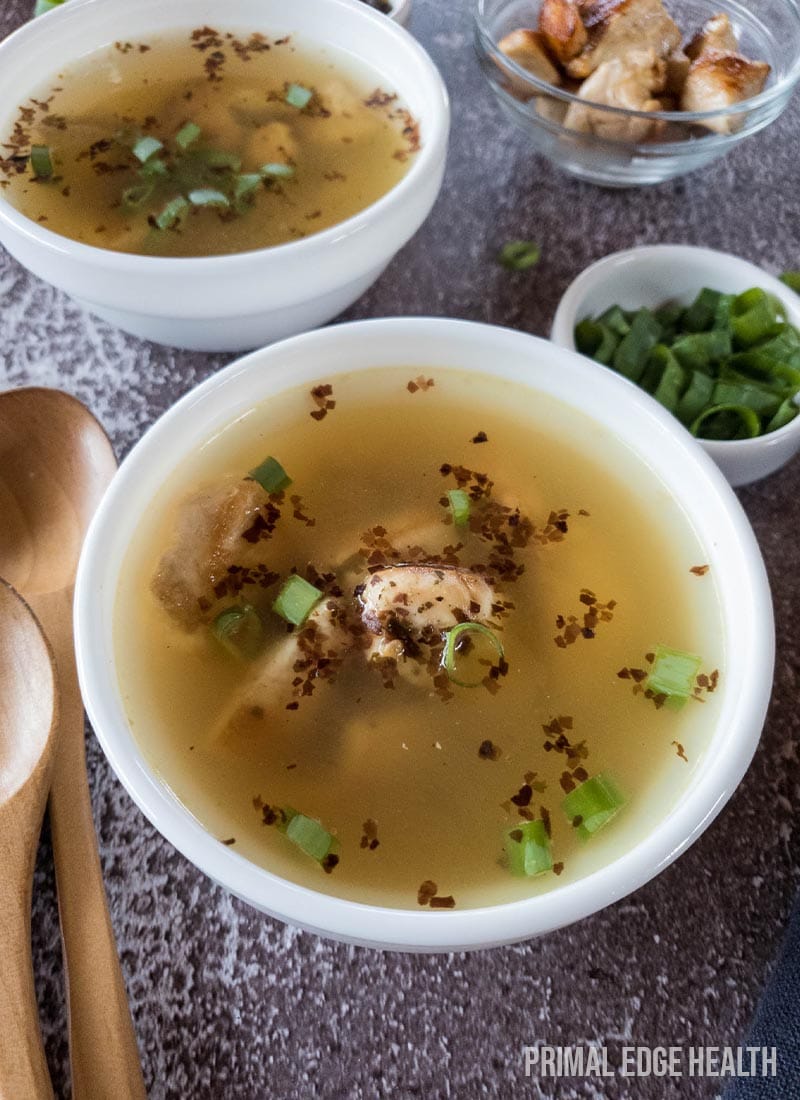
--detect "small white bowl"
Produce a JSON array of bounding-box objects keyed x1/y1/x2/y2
[
  {"x1": 74, "y1": 317, "x2": 774, "y2": 952},
  {"x1": 551, "y1": 245, "x2": 800, "y2": 487},
  {"x1": 0, "y1": 0, "x2": 447, "y2": 351}
]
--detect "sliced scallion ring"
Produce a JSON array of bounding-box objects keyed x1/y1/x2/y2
[
  {"x1": 646, "y1": 644, "x2": 702, "y2": 708},
  {"x1": 442, "y1": 622, "x2": 504, "y2": 687},
  {"x1": 503, "y1": 819, "x2": 553, "y2": 877},
  {"x1": 285, "y1": 83, "x2": 313, "y2": 109},
  {"x1": 211, "y1": 604, "x2": 263, "y2": 660},
  {"x1": 447, "y1": 488, "x2": 470, "y2": 527},
  {"x1": 188, "y1": 188, "x2": 230, "y2": 208},
  {"x1": 30, "y1": 144, "x2": 53, "y2": 179},
  {"x1": 562, "y1": 774, "x2": 626, "y2": 840},
  {"x1": 249, "y1": 455, "x2": 292, "y2": 493},
  {"x1": 154, "y1": 195, "x2": 190, "y2": 230},
  {"x1": 132, "y1": 135, "x2": 164, "y2": 164},
  {"x1": 175, "y1": 121, "x2": 202, "y2": 151},
  {"x1": 272, "y1": 575, "x2": 323, "y2": 627},
  {"x1": 285, "y1": 814, "x2": 335, "y2": 862}
]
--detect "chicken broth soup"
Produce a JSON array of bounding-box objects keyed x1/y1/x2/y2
[
  {"x1": 0, "y1": 29, "x2": 419, "y2": 257},
  {"x1": 116, "y1": 368, "x2": 724, "y2": 910}
]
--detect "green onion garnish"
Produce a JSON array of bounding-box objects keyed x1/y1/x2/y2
[
  {"x1": 30, "y1": 145, "x2": 53, "y2": 179},
  {"x1": 447, "y1": 488, "x2": 471, "y2": 527},
  {"x1": 34, "y1": 0, "x2": 66, "y2": 16},
  {"x1": 194, "y1": 148, "x2": 243, "y2": 171},
  {"x1": 498, "y1": 240, "x2": 541, "y2": 272},
  {"x1": 175, "y1": 122, "x2": 202, "y2": 151},
  {"x1": 132, "y1": 135, "x2": 164, "y2": 164},
  {"x1": 442, "y1": 622, "x2": 504, "y2": 687},
  {"x1": 285, "y1": 813, "x2": 335, "y2": 862},
  {"x1": 504, "y1": 819, "x2": 553, "y2": 877},
  {"x1": 780, "y1": 272, "x2": 800, "y2": 294},
  {"x1": 272, "y1": 575, "x2": 323, "y2": 627},
  {"x1": 154, "y1": 196, "x2": 189, "y2": 230},
  {"x1": 646, "y1": 644, "x2": 703, "y2": 708},
  {"x1": 260, "y1": 162, "x2": 296, "y2": 180},
  {"x1": 562, "y1": 774, "x2": 625, "y2": 840},
  {"x1": 234, "y1": 173, "x2": 264, "y2": 208},
  {"x1": 138, "y1": 157, "x2": 168, "y2": 179},
  {"x1": 188, "y1": 188, "x2": 230, "y2": 208},
  {"x1": 211, "y1": 604, "x2": 263, "y2": 660},
  {"x1": 285, "y1": 83, "x2": 313, "y2": 109},
  {"x1": 249, "y1": 455, "x2": 292, "y2": 494},
  {"x1": 122, "y1": 182, "x2": 155, "y2": 209},
  {"x1": 576, "y1": 285, "x2": 800, "y2": 441}
]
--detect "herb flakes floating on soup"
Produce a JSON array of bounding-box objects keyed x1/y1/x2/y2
[
  {"x1": 118, "y1": 367, "x2": 724, "y2": 909},
  {"x1": 1, "y1": 29, "x2": 420, "y2": 256}
]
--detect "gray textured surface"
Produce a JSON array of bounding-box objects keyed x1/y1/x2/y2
[{"x1": 1, "y1": 1, "x2": 799, "y2": 1097}]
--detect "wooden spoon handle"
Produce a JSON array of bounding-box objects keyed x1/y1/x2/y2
[
  {"x1": 41, "y1": 597, "x2": 147, "y2": 1100},
  {"x1": 0, "y1": 782, "x2": 54, "y2": 1100}
]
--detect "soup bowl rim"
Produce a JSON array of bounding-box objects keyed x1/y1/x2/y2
[
  {"x1": 74, "y1": 317, "x2": 775, "y2": 951},
  {"x1": 0, "y1": 0, "x2": 448, "y2": 272}
]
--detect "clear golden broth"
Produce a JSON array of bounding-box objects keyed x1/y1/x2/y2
[
  {"x1": 116, "y1": 368, "x2": 724, "y2": 910},
  {"x1": 0, "y1": 30, "x2": 416, "y2": 256}
]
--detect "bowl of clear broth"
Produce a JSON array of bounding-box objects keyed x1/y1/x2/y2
[
  {"x1": 75, "y1": 318, "x2": 774, "y2": 951},
  {"x1": 0, "y1": 0, "x2": 448, "y2": 351}
]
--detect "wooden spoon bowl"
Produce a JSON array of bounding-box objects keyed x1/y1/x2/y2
[{"x1": 0, "y1": 579, "x2": 58, "y2": 1100}]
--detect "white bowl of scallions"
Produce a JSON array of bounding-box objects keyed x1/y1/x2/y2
[{"x1": 551, "y1": 245, "x2": 800, "y2": 488}]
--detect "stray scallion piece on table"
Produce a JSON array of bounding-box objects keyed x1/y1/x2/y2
[
  {"x1": 575, "y1": 287, "x2": 800, "y2": 441},
  {"x1": 498, "y1": 240, "x2": 541, "y2": 272}
]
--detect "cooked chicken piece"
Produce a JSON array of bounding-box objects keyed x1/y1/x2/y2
[
  {"x1": 245, "y1": 121, "x2": 298, "y2": 168},
  {"x1": 665, "y1": 48, "x2": 691, "y2": 96},
  {"x1": 210, "y1": 598, "x2": 353, "y2": 748},
  {"x1": 686, "y1": 12, "x2": 740, "y2": 61},
  {"x1": 536, "y1": 95, "x2": 570, "y2": 125},
  {"x1": 360, "y1": 565, "x2": 496, "y2": 639},
  {"x1": 681, "y1": 50, "x2": 770, "y2": 133},
  {"x1": 314, "y1": 79, "x2": 383, "y2": 144},
  {"x1": 498, "y1": 28, "x2": 563, "y2": 86},
  {"x1": 563, "y1": 48, "x2": 666, "y2": 140},
  {"x1": 566, "y1": 0, "x2": 681, "y2": 79},
  {"x1": 152, "y1": 477, "x2": 269, "y2": 630},
  {"x1": 538, "y1": 0, "x2": 588, "y2": 64}
]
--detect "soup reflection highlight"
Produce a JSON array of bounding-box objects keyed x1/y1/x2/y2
[{"x1": 116, "y1": 368, "x2": 723, "y2": 910}]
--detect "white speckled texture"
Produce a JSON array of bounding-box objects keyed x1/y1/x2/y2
[{"x1": 1, "y1": 1, "x2": 798, "y2": 1097}]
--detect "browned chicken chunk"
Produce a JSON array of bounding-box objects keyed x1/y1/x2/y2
[
  {"x1": 538, "y1": 0, "x2": 588, "y2": 64},
  {"x1": 566, "y1": 0, "x2": 681, "y2": 79},
  {"x1": 564, "y1": 48, "x2": 666, "y2": 140},
  {"x1": 360, "y1": 564, "x2": 496, "y2": 639},
  {"x1": 685, "y1": 12, "x2": 739, "y2": 61},
  {"x1": 497, "y1": 28, "x2": 562, "y2": 87},
  {"x1": 681, "y1": 51, "x2": 770, "y2": 133},
  {"x1": 151, "y1": 477, "x2": 270, "y2": 630}
]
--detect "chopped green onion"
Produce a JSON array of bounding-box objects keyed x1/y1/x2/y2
[
  {"x1": 249, "y1": 455, "x2": 292, "y2": 494},
  {"x1": 442, "y1": 622, "x2": 504, "y2": 688},
  {"x1": 447, "y1": 488, "x2": 471, "y2": 527},
  {"x1": 613, "y1": 309, "x2": 662, "y2": 383},
  {"x1": 175, "y1": 121, "x2": 202, "y2": 151},
  {"x1": 562, "y1": 774, "x2": 625, "y2": 840},
  {"x1": 712, "y1": 379, "x2": 781, "y2": 420},
  {"x1": 132, "y1": 135, "x2": 164, "y2": 164},
  {"x1": 188, "y1": 188, "x2": 230, "y2": 208},
  {"x1": 575, "y1": 319, "x2": 619, "y2": 365},
  {"x1": 122, "y1": 182, "x2": 155, "y2": 209},
  {"x1": 683, "y1": 288, "x2": 721, "y2": 333},
  {"x1": 731, "y1": 288, "x2": 780, "y2": 347},
  {"x1": 272, "y1": 575, "x2": 323, "y2": 627},
  {"x1": 646, "y1": 644, "x2": 702, "y2": 708},
  {"x1": 194, "y1": 148, "x2": 243, "y2": 171},
  {"x1": 34, "y1": 0, "x2": 66, "y2": 15},
  {"x1": 498, "y1": 240, "x2": 541, "y2": 272},
  {"x1": 153, "y1": 196, "x2": 189, "y2": 230},
  {"x1": 260, "y1": 162, "x2": 296, "y2": 180},
  {"x1": 676, "y1": 370, "x2": 715, "y2": 427},
  {"x1": 780, "y1": 272, "x2": 800, "y2": 294},
  {"x1": 285, "y1": 83, "x2": 313, "y2": 109},
  {"x1": 670, "y1": 329, "x2": 731, "y2": 370},
  {"x1": 30, "y1": 144, "x2": 53, "y2": 179},
  {"x1": 138, "y1": 157, "x2": 168, "y2": 178},
  {"x1": 285, "y1": 813, "x2": 335, "y2": 862},
  {"x1": 211, "y1": 604, "x2": 263, "y2": 660},
  {"x1": 504, "y1": 820, "x2": 553, "y2": 877},
  {"x1": 642, "y1": 345, "x2": 685, "y2": 414},
  {"x1": 691, "y1": 403, "x2": 762, "y2": 441},
  {"x1": 598, "y1": 305, "x2": 631, "y2": 337},
  {"x1": 233, "y1": 173, "x2": 263, "y2": 211},
  {"x1": 766, "y1": 397, "x2": 799, "y2": 433}
]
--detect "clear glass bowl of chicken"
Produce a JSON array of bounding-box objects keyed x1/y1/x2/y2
[{"x1": 475, "y1": 0, "x2": 800, "y2": 186}]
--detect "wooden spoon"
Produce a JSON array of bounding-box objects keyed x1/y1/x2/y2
[
  {"x1": 0, "y1": 579, "x2": 58, "y2": 1100},
  {"x1": 0, "y1": 389, "x2": 146, "y2": 1100}
]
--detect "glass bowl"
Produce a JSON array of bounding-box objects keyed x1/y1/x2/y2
[{"x1": 474, "y1": 0, "x2": 800, "y2": 186}]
